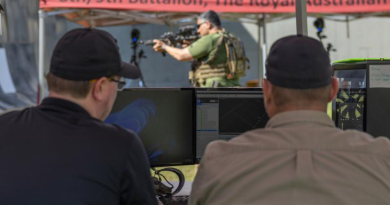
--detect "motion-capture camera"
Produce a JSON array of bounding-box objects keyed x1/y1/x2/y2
[
  {"x1": 314, "y1": 18, "x2": 325, "y2": 33},
  {"x1": 131, "y1": 28, "x2": 140, "y2": 44}
]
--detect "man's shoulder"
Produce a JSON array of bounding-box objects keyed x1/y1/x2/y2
[
  {"x1": 204, "y1": 127, "x2": 390, "y2": 159},
  {"x1": 203, "y1": 129, "x2": 268, "y2": 158},
  {"x1": 92, "y1": 120, "x2": 139, "y2": 140},
  {"x1": 0, "y1": 107, "x2": 32, "y2": 120},
  {"x1": 192, "y1": 34, "x2": 214, "y2": 45},
  {"x1": 335, "y1": 129, "x2": 390, "y2": 152}
]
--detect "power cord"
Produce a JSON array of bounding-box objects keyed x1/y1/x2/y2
[{"x1": 151, "y1": 167, "x2": 185, "y2": 197}]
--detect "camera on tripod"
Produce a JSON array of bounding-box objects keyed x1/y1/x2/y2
[
  {"x1": 130, "y1": 28, "x2": 146, "y2": 87},
  {"x1": 131, "y1": 28, "x2": 140, "y2": 47}
]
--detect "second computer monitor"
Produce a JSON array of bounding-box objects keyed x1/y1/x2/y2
[
  {"x1": 195, "y1": 88, "x2": 269, "y2": 163},
  {"x1": 105, "y1": 88, "x2": 195, "y2": 167}
]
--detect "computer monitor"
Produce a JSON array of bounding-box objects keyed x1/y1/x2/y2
[
  {"x1": 105, "y1": 88, "x2": 195, "y2": 167},
  {"x1": 334, "y1": 88, "x2": 365, "y2": 131},
  {"x1": 332, "y1": 63, "x2": 367, "y2": 131},
  {"x1": 195, "y1": 88, "x2": 269, "y2": 163}
]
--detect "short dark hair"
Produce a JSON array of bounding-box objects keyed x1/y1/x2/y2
[
  {"x1": 46, "y1": 72, "x2": 92, "y2": 99},
  {"x1": 198, "y1": 10, "x2": 221, "y2": 27},
  {"x1": 271, "y1": 84, "x2": 331, "y2": 109}
]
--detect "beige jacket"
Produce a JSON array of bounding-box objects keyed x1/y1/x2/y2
[{"x1": 189, "y1": 110, "x2": 390, "y2": 205}]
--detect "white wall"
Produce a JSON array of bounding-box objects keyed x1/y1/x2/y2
[{"x1": 264, "y1": 16, "x2": 390, "y2": 62}]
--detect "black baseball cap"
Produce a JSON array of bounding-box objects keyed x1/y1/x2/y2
[
  {"x1": 265, "y1": 35, "x2": 332, "y2": 89},
  {"x1": 50, "y1": 28, "x2": 140, "y2": 81}
]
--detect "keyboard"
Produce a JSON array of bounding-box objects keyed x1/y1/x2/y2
[{"x1": 159, "y1": 195, "x2": 189, "y2": 205}]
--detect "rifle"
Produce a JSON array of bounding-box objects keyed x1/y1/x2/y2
[{"x1": 139, "y1": 25, "x2": 200, "y2": 47}]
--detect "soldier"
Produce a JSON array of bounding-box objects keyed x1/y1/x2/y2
[{"x1": 153, "y1": 10, "x2": 248, "y2": 87}]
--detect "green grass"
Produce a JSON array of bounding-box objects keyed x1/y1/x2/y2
[{"x1": 152, "y1": 165, "x2": 199, "y2": 182}]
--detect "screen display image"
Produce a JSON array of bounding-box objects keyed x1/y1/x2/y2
[
  {"x1": 332, "y1": 68, "x2": 366, "y2": 131},
  {"x1": 195, "y1": 89, "x2": 269, "y2": 162},
  {"x1": 105, "y1": 89, "x2": 194, "y2": 167},
  {"x1": 334, "y1": 69, "x2": 366, "y2": 89},
  {"x1": 334, "y1": 88, "x2": 365, "y2": 131}
]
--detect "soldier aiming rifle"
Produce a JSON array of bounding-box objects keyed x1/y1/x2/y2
[{"x1": 151, "y1": 10, "x2": 249, "y2": 87}]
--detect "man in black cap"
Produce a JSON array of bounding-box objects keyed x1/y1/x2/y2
[
  {"x1": 0, "y1": 28, "x2": 158, "y2": 205},
  {"x1": 189, "y1": 35, "x2": 390, "y2": 205}
]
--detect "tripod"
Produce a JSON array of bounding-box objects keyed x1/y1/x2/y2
[
  {"x1": 314, "y1": 18, "x2": 336, "y2": 55},
  {"x1": 131, "y1": 29, "x2": 147, "y2": 87}
]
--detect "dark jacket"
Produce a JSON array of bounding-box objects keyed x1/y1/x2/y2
[{"x1": 0, "y1": 98, "x2": 158, "y2": 205}]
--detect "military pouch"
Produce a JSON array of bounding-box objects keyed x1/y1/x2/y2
[
  {"x1": 189, "y1": 70, "x2": 196, "y2": 86},
  {"x1": 223, "y1": 32, "x2": 250, "y2": 79}
]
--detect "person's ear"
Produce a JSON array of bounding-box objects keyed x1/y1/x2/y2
[
  {"x1": 206, "y1": 21, "x2": 212, "y2": 29},
  {"x1": 328, "y1": 77, "x2": 339, "y2": 102},
  {"x1": 262, "y1": 79, "x2": 276, "y2": 117},
  {"x1": 91, "y1": 77, "x2": 110, "y2": 102},
  {"x1": 262, "y1": 79, "x2": 272, "y2": 104}
]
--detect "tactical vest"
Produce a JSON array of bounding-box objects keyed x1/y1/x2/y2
[{"x1": 189, "y1": 30, "x2": 250, "y2": 87}]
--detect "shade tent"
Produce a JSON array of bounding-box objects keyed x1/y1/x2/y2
[
  {"x1": 38, "y1": 0, "x2": 390, "y2": 102},
  {"x1": 41, "y1": 0, "x2": 390, "y2": 13}
]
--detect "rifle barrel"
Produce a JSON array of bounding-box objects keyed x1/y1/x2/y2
[{"x1": 139, "y1": 40, "x2": 155, "y2": 46}]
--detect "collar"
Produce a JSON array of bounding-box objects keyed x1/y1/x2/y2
[
  {"x1": 39, "y1": 97, "x2": 92, "y2": 118},
  {"x1": 265, "y1": 110, "x2": 336, "y2": 129}
]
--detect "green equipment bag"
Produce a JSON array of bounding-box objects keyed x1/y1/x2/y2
[{"x1": 222, "y1": 31, "x2": 250, "y2": 79}]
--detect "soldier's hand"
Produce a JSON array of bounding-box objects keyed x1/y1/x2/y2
[
  {"x1": 181, "y1": 40, "x2": 192, "y2": 48},
  {"x1": 153, "y1": 40, "x2": 165, "y2": 53}
]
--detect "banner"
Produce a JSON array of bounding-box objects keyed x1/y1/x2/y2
[{"x1": 40, "y1": 0, "x2": 390, "y2": 13}]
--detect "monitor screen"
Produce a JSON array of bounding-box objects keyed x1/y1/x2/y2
[
  {"x1": 195, "y1": 88, "x2": 269, "y2": 163},
  {"x1": 334, "y1": 88, "x2": 365, "y2": 131},
  {"x1": 334, "y1": 69, "x2": 366, "y2": 89},
  {"x1": 105, "y1": 88, "x2": 195, "y2": 167},
  {"x1": 333, "y1": 68, "x2": 366, "y2": 131}
]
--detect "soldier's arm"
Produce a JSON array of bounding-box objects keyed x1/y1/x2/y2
[{"x1": 153, "y1": 40, "x2": 194, "y2": 62}]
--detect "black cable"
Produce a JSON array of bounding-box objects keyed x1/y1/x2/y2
[{"x1": 158, "y1": 173, "x2": 174, "y2": 189}]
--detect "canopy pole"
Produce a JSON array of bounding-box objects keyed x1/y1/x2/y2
[
  {"x1": 346, "y1": 15, "x2": 350, "y2": 38},
  {"x1": 261, "y1": 15, "x2": 267, "y2": 86},
  {"x1": 257, "y1": 14, "x2": 267, "y2": 87},
  {"x1": 38, "y1": 9, "x2": 46, "y2": 104},
  {"x1": 257, "y1": 15, "x2": 262, "y2": 87},
  {"x1": 296, "y1": 0, "x2": 308, "y2": 36}
]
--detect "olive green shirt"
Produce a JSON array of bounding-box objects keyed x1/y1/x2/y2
[
  {"x1": 188, "y1": 33, "x2": 226, "y2": 65},
  {"x1": 187, "y1": 32, "x2": 240, "y2": 87}
]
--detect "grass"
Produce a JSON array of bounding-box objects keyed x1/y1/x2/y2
[{"x1": 152, "y1": 165, "x2": 199, "y2": 182}]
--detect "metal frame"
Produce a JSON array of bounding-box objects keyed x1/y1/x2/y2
[
  {"x1": 296, "y1": 0, "x2": 308, "y2": 36},
  {"x1": 37, "y1": 8, "x2": 275, "y2": 102},
  {"x1": 39, "y1": 5, "x2": 373, "y2": 102}
]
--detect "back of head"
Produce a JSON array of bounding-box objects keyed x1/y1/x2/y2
[
  {"x1": 198, "y1": 10, "x2": 221, "y2": 27},
  {"x1": 265, "y1": 35, "x2": 333, "y2": 109},
  {"x1": 48, "y1": 28, "x2": 140, "y2": 99}
]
